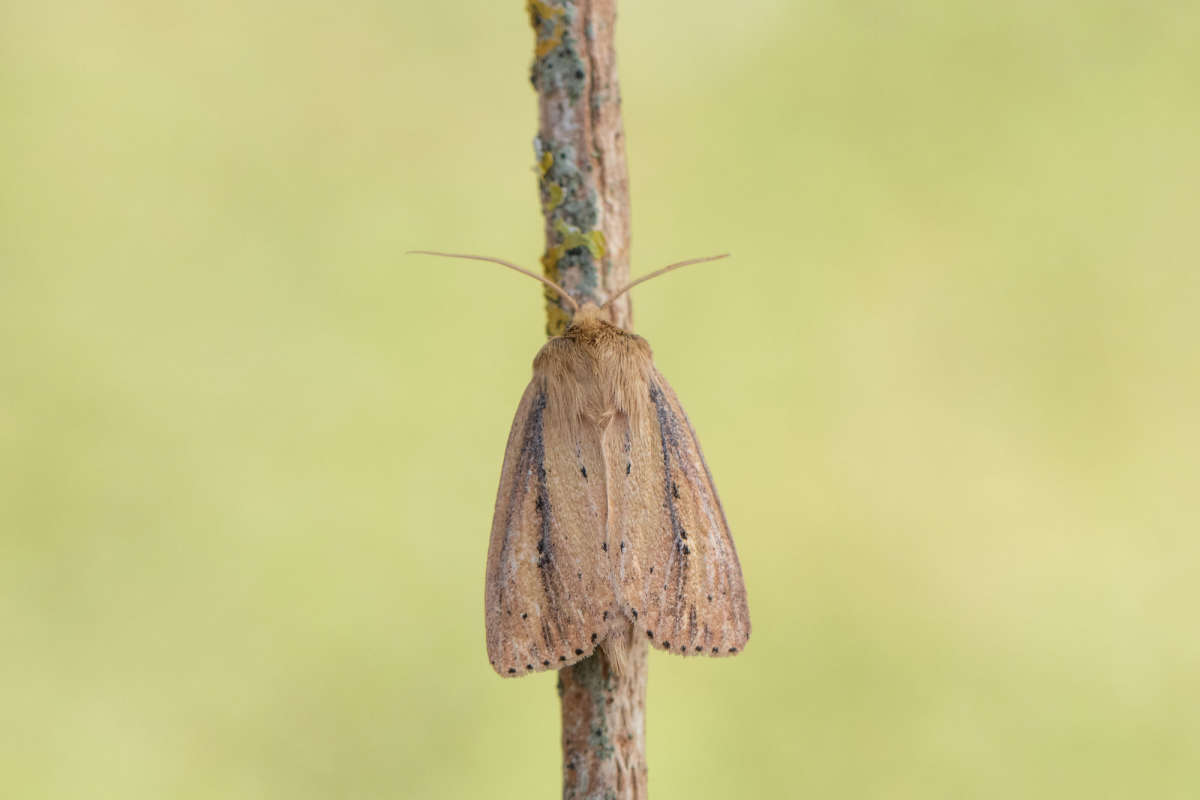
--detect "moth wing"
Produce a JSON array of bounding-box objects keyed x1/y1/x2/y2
[
  {"x1": 485, "y1": 350, "x2": 618, "y2": 677},
  {"x1": 606, "y1": 368, "x2": 750, "y2": 657}
]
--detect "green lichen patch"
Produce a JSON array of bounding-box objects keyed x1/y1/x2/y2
[
  {"x1": 588, "y1": 723, "x2": 615, "y2": 762},
  {"x1": 536, "y1": 140, "x2": 599, "y2": 235},
  {"x1": 572, "y1": 656, "x2": 616, "y2": 762},
  {"x1": 528, "y1": 0, "x2": 586, "y2": 101},
  {"x1": 535, "y1": 135, "x2": 608, "y2": 333}
]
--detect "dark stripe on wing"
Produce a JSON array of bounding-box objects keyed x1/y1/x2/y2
[{"x1": 648, "y1": 380, "x2": 694, "y2": 642}]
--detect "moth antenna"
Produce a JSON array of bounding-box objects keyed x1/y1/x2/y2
[
  {"x1": 601, "y1": 253, "x2": 731, "y2": 309},
  {"x1": 407, "y1": 250, "x2": 580, "y2": 314}
]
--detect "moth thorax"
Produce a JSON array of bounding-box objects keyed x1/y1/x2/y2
[{"x1": 589, "y1": 348, "x2": 647, "y2": 431}]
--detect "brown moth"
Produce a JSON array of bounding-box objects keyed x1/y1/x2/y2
[{"x1": 411, "y1": 251, "x2": 751, "y2": 677}]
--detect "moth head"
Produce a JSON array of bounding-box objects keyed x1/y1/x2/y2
[
  {"x1": 407, "y1": 250, "x2": 730, "y2": 325},
  {"x1": 568, "y1": 302, "x2": 611, "y2": 330}
]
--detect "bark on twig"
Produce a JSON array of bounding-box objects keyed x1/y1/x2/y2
[
  {"x1": 528, "y1": 1, "x2": 647, "y2": 797},
  {"x1": 530, "y1": 0, "x2": 632, "y2": 331},
  {"x1": 557, "y1": 632, "x2": 647, "y2": 799}
]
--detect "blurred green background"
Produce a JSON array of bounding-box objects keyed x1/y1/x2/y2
[{"x1": 3, "y1": 1, "x2": 1198, "y2": 797}]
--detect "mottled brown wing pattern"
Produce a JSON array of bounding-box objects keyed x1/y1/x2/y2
[
  {"x1": 484, "y1": 368, "x2": 619, "y2": 677},
  {"x1": 605, "y1": 369, "x2": 750, "y2": 657}
]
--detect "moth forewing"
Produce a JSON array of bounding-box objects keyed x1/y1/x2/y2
[
  {"x1": 603, "y1": 365, "x2": 749, "y2": 658},
  {"x1": 484, "y1": 338, "x2": 623, "y2": 678}
]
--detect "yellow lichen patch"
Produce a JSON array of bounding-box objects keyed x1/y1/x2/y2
[
  {"x1": 552, "y1": 219, "x2": 607, "y2": 261},
  {"x1": 539, "y1": 150, "x2": 554, "y2": 176},
  {"x1": 535, "y1": 26, "x2": 564, "y2": 58},
  {"x1": 540, "y1": 249, "x2": 573, "y2": 335},
  {"x1": 545, "y1": 183, "x2": 564, "y2": 211},
  {"x1": 585, "y1": 229, "x2": 607, "y2": 260},
  {"x1": 540, "y1": 222, "x2": 607, "y2": 334},
  {"x1": 544, "y1": 296, "x2": 572, "y2": 336},
  {"x1": 541, "y1": 242, "x2": 562, "y2": 278},
  {"x1": 527, "y1": 0, "x2": 564, "y2": 28},
  {"x1": 528, "y1": 0, "x2": 566, "y2": 58}
]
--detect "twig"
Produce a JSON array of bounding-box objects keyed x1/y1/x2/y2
[
  {"x1": 529, "y1": 0, "x2": 631, "y2": 330},
  {"x1": 528, "y1": 0, "x2": 647, "y2": 797}
]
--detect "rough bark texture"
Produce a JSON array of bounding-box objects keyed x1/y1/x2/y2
[
  {"x1": 529, "y1": 1, "x2": 648, "y2": 798},
  {"x1": 557, "y1": 632, "x2": 648, "y2": 800},
  {"x1": 529, "y1": 0, "x2": 632, "y2": 332}
]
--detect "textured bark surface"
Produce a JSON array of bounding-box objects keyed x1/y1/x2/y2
[
  {"x1": 529, "y1": 1, "x2": 648, "y2": 797},
  {"x1": 529, "y1": 0, "x2": 632, "y2": 333},
  {"x1": 558, "y1": 629, "x2": 647, "y2": 800}
]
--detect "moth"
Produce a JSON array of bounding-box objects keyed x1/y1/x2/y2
[{"x1": 412, "y1": 251, "x2": 750, "y2": 677}]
